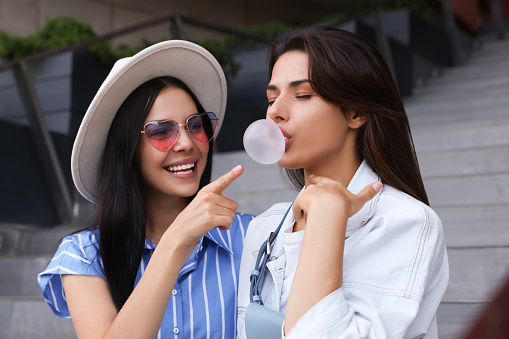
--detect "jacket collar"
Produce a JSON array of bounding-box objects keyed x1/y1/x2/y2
[
  {"x1": 345, "y1": 160, "x2": 381, "y2": 236},
  {"x1": 270, "y1": 160, "x2": 381, "y2": 241}
]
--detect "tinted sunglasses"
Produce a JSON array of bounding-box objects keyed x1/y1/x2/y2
[{"x1": 141, "y1": 112, "x2": 218, "y2": 151}]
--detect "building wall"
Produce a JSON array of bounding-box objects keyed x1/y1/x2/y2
[{"x1": 0, "y1": 0, "x2": 338, "y2": 45}]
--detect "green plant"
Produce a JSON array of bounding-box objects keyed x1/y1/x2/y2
[
  {"x1": 318, "y1": 0, "x2": 434, "y2": 24},
  {"x1": 359, "y1": 0, "x2": 433, "y2": 19},
  {"x1": 223, "y1": 21, "x2": 290, "y2": 47},
  {"x1": 0, "y1": 16, "x2": 242, "y2": 82},
  {"x1": 191, "y1": 38, "x2": 241, "y2": 84},
  {"x1": 320, "y1": 12, "x2": 349, "y2": 23},
  {"x1": 0, "y1": 16, "x2": 97, "y2": 60}
]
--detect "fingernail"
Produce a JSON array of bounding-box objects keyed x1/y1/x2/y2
[
  {"x1": 234, "y1": 165, "x2": 243, "y2": 173},
  {"x1": 308, "y1": 174, "x2": 315, "y2": 179},
  {"x1": 372, "y1": 182, "x2": 383, "y2": 192}
]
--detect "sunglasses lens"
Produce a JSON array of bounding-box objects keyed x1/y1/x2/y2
[
  {"x1": 187, "y1": 112, "x2": 218, "y2": 143},
  {"x1": 144, "y1": 121, "x2": 179, "y2": 151}
]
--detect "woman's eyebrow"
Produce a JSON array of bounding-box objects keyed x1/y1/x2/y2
[
  {"x1": 266, "y1": 79, "x2": 310, "y2": 91},
  {"x1": 289, "y1": 79, "x2": 310, "y2": 87}
]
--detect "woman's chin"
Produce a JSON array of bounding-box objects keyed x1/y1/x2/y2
[{"x1": 277, "y1": 155, "x2": 302, "y2": 169}]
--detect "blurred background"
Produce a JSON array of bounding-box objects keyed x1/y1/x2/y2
[{"x1": 0, "y1": 0, "x2": 508, "y2": 338}]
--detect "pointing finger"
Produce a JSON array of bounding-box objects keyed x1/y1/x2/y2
[{"x1": 356, "y1": 182, "x2": 383, "y2": 206}]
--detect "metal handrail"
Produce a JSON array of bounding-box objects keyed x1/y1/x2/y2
[
  {"x1": 0, "y1": 14, "x2": 271, "y2": 72},
  {"x1": 0, "y1": 14, "x2": 272, "y2": 226},
  {"x1": 1, "y1": 1, "x2": 487, "y2": 225}
]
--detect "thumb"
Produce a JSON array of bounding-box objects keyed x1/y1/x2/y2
[
  {"x1": 356, "y1": 182, "x2": 383, "y2": 205},
  {"x1": 203, "y1": 165, "x2": 244, "y2": 195}
]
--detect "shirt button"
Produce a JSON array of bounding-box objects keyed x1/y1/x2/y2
[
  {"x1": 172, "y1": 289, "x2": 177, "y2": 295},
  {"x1": 173, "y1": 328, "x2": 179, "y2": 334}
]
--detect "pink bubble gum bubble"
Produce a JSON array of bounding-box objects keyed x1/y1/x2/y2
[{"x1": 243, "y1": 119, "x2": 285, "y2": 164}]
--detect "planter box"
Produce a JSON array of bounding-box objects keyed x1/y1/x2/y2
[
  {"x1": 339, "y1": 9, "x2": 473, "y2": 96},
  {"x1": 335, "y1": 17, "x2": 415, "y2": 97},
  {"x1": 0, "y1": 51, "x2": 109, "y2": 226},
  {"x1": 216, "y1": 44, "x2": 270, "y2": 153},
  {"x1": 0, "y1": 50, "x2": 109, "y2": 137},
  {"x1": 0, "y1": 121, "x2": 73, "y2": 226}
]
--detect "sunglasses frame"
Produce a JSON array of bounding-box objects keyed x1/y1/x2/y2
[{"x1": 140, "y1": 112, "x2": 218, "y2": 152}]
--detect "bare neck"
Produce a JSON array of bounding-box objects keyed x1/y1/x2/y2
[{"x1": 143, "y1": 194, "x2": 189, "y2": 245}]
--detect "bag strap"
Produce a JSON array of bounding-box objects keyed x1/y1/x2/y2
[{"x1": 250, "y1": 204, "x2": 293, "y2": 305}]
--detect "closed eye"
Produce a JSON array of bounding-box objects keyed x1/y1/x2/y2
[
  {"x1": 267, "y1": 96, "x2": 277, "y2": 106},
  {"x1": 296, "y1": 95, "x2": 312, "y2": 100}
]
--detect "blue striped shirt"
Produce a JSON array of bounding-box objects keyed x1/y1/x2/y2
[{"x1": 38, "y1": 212, "x2": 254, "y2": 339}]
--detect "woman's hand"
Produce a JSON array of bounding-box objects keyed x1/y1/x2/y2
[
  {"x1": 67, "y1": 165, "x2": 245, "y2": 339},
  {"x1": 284, "y1": 175, "x2": 382, "y2": 333},
  {"x1": 292, "y1": 174, "x2": 383, "y2": 225},
  {"x1": 165, "y1": 165, "x2": 244, "y2": 253}
]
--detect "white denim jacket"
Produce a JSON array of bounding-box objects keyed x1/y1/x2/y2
[{"x1": 237, "y1": 161, "x2": 449, "y2": 339}]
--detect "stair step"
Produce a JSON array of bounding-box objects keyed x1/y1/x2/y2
[
  {"x1": 409, "y1": 106, "x2": 509, "y2": 128},
  {"x1": 405, "y1": 92, "x2": 509, "y2": 122},
  {"x1": 418, "y1": 145, "x2": 509, "y2": 179},
  {"x1": 226, "y1": 188, "x2": 299, "y2": 216},
  {"x1": 444, "y1": 248, "x2": 509, "y2": 301},
  {"x1": 436, "y1": 204, "x2": 509, "y2": 247},
  {"x1": 437, "y1": 302, "x2": 486, "y2": 339},
  {"x1": 412, "y1": 121, "x2": 509, "y2": 152},
  {"x1": 425, "y1": 172, "x2": 509, "y2": 207},
  {"x1": 0, "y1": 298, "x2": 76, "y2": 339},
  {"x1": 406, "y1": 76, "x2": 509, "y2": 103},
  {"x1": 414, "y1": 58, "x2": 509, "y2": 86},
  {"x1": 0, "y1": 224, "x2": 79, "y2": 256},
  {"x1": 0, "y1": 256, "x2": 51, "y2": 297},
  {"x1": 212, "y1": 151, "x2": 299, "y2": 215}
]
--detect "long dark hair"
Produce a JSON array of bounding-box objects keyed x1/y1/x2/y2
[
  {"x1": 96, "y1": 76, "x2": 213, "y2": 311},
  {"x1": 269, "y1": 26, "x2": 429, "y2": 205}
]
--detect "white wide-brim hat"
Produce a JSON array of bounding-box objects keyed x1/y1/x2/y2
[{"x1": 71, "y1": 40, "x2": 227, "y2": 203}]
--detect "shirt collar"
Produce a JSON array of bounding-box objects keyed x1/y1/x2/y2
[
  {"x1": 144, "y1": 238, "x2": 156, "y2": 249},
  {"x1": 143, "y1": 229, "x2": 234, "y2": 255},
  {"x1": 204, "y1": 228, "x2": 234, "y2": 254}
]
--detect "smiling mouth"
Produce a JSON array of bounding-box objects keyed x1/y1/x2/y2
[{"x1": 166, "y1": 162, "x2": 195, "y2": 174}]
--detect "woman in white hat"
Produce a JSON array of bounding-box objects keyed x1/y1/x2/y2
[{"x1": 38, "y1": 40, "x2": 254, "y2": 338}]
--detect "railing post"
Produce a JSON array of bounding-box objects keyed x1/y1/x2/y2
[
  {"x1": 13, "y1": 60, "x2": 74, "y2": 225},
  {"x1": 170, "y1": 15, "x2": 186, "y2": 40},
  {"x1": 489, "y1": 0, "x2": 506, "y2": 39},
  {"x1": 372, "y1": 7, "x2": 398, "y2": 92},
  {"x1": 441, "y1": 0, "x2": 463, "y2": 65}
]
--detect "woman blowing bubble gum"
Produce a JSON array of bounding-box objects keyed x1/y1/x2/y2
[
  {"x1": 38, "y1": 40, "x2": 254, "y2": 339},
  {"x1": 237, "y1": 26, "x2": 449, "y2": 339}
]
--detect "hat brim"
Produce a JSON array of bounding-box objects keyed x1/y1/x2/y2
[{"x1": 71, "y1": 40, "x2": 227, "y2": 203}]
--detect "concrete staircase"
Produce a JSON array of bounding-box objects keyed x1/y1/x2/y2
[
  {"x1": 404, "y1": 34, "x2": 509, "y2": 338},
  {"x1": 1, "y1": 32, "x2": 508, "y2": 339},
  {"x1": 0, "y1": 224, "x2": 78, "y2": 338}
]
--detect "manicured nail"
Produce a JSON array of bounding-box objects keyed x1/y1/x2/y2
[
  {"x1": 372, "y1": 182, "x2": 383, "y2": 192},
  {"x1": 234, "y1": 165, "x2": 243, "y2": 173}
]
